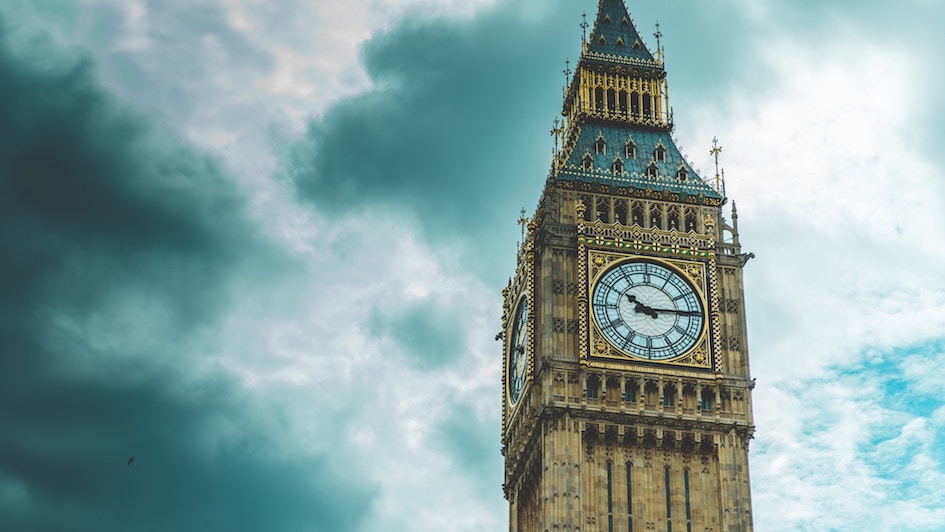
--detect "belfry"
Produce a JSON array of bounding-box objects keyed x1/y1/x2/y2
[{"x1": 500, "y1": 1, "x2": 756, "y2": 530}]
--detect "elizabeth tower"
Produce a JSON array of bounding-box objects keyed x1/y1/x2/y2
[{"x1": 500, "y1": 1, "x2": 756, "y2": 531}]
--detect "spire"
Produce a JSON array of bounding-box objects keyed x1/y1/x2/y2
[
  {"x1": 552, "y1": 0, "x2": 724, "y2": 203},
  {"x1": 584, "y1": 0, "x2": 659, "y2": 67}
]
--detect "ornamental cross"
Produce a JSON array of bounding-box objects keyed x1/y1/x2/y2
[
  {"x1": 710, "y1": 136, "x2": 725, "y2": 195},
  {"x1": 654, "y1": 21, "x2": 663, "y2": 50},
  {"x1": 550, "y1": 117, "x2": 564, "y2": 155},
  {"x1": 710, "y1": 136, "x2": 723, "y2": 178},
  {"x1": 517, "y1": 208, "x2": 529, "y2": 243}
]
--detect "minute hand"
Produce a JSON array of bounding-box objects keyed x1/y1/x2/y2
[{"x1": 649, "y1": 308, "x2": 702, "y2": 316}]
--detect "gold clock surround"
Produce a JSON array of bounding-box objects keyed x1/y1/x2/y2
[{"x1": 585, "y1": 251, "x2": 715, "y2": 370}]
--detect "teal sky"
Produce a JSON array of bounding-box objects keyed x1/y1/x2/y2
[{"x1": 1, "y1": 1, "x2": 944, "y2": 530}]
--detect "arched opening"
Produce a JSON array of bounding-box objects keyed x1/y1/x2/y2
[
  {"x1": 595, "y1": 87, "x2": 605, "y2": 112},
  {"x1": 624, "y1": 378, "x2": 638, "y2": 403},
  {"x1": 583, "y1": 154, "x2": 594, "y2": 171},
  {"x1": 684, "y1": 208, "x2": 698, "y2": 233},
  {"x1": 655, "y1": 146, "x2": 667, "y2": 162},
  {"x1": 630, "y1": 91, "x2": 640, "y2": 117},
  {"x1": 663, "y1": 383, "x2": 677, "y2": 408},
  {"x1": 644, "y1": 380, "x2": 659, "y2": 409},
  {"x1": 587, "y1": 374, "x2": 601, "y2": 399},
  {"x1": 701, "y1": 387, "x2": 714, "y2": 412},
  {"x1": 642, "y1": 94, "x2": 652, "y2": 118},
  {"x1": 607, "y1": 88, "x2": 617, "y2": 114},
  {"x1": 606, "y1": 376, "x2": 620, "y2": 403},
  {"x1": 595, "y1": 137, "x2": 607, "y2": 155},
  {"x1": 579, "y1": 194, "x2": 593, "y2": 222},
  {"x1": 649, "y1": 203, "x2": 662, "y2": 229},
  {"x1": 667, "y1": 207, "x2": 680, "y2": 231},
  {"x1": 647, "y1": 163, "x2": 658, "y2": 179},
  {"x1": 631, "y1": 201, "x2": 645, "y2": 226},
  {"x1": 614, "y1": 201, "x2": 628, "y2": 225},
  {"x1": 612, "y1": 158, "x2": 624, "y2": 175},
  {"x1": 625, "y1": 141, "x2": 636, "y2": 159},
  {"x1": 618, "y1": 90, "x2": 628, "y2": 115},
  {"x1": 596, "y1": 197, "x2": 610, "y2": 223}
]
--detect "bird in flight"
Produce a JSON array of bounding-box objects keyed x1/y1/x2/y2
[{"x1": 127, "y1": 456, "x2": 135, "y2": 467}]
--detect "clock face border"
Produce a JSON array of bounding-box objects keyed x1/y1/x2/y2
[
  {"x1": 586, "y1": 252, "x2": 714, "y2": 369},
  {"x1": 506, "y1": 293, "x2": 530, "y2": 407}
]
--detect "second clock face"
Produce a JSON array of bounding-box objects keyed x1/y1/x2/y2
[
  {"x1": 508, "y1": 296, "x2": 529, "y2": 405},
  {"x1": 592, "y1": 260, "x2": 705, "y2": 361}
]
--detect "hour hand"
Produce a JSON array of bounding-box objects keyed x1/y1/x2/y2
[{"x1": 626, "y1": 294, "x2": 659, "y2": 319}]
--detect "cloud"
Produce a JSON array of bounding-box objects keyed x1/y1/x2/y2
[
  {"x1": 0, "y1": 15, "x2": 376, "y2": 531},
  {"x1": 285, "y1": 0, "x2": 588, "y2": 276}
]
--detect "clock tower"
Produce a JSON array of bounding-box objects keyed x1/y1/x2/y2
[{"x1": 500, "y1": 1, "x2": 756, "y2": 531}]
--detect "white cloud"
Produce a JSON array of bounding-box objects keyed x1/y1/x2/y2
[{"x1": 681, "y1": 29, "x2": 945, "y2": 530}]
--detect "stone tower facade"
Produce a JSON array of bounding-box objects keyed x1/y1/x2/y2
[{"x1": 500, "y1": 2, "x2": 756, "y2": 531}]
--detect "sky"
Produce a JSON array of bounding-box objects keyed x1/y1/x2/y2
[{"x1": 0, "y1": 0, "x2": 944, "y2": 531}]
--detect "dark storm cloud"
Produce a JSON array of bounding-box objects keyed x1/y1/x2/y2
[
  {"x1": 288, "y1": 1, "x2": 579, "y2": 246},
  {"x1": 0, "y1": 19, "x2": 373, "y2": 532},
  {"x1": 367, "y1": 301, "x2": 468, "y2": 369}
]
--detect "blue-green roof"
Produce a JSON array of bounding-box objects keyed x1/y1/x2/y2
[
  {"x1": 557, "y1": 126, "x2": 723, "y2": 200},
  {"x1": 585, "y1": 0, "x2": 660, "y2": 68}
]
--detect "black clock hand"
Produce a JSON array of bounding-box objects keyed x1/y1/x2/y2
[
  {"x1": 626, "y1": 294, "x2": 659, "y2": 319},
  {"x1": 648, "y1": 308, "x2": 702, "y2": 316}
]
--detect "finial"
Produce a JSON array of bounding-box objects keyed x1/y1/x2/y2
[
  {"x1": 710, "y1": 136, "x2": 724, "y2": 194},
  {"x1": 562, "y1": 58, "x2": 571, "y2": 97},
  {"x1": 550, "y1": 117, "x2": 564, "y2": 156},
  {"x1": 517, "y1": 208, "x2": 529, "y2": 244},
  {"x1": 654, "y1": 21, "x2": 663, "y2": 61},
  {"x1": 580, "y1": 12, "x2": 589, "y2": 47}
]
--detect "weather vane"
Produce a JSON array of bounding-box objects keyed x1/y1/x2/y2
[
  {"x1": 710, "y1": 136, "x2": 725, "y2": 194},
  {"x1": 654, "y1": 21, "x2": 662, "y2": 49}
]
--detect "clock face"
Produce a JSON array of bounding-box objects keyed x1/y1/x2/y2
[
  {"x1": 508, "y1": 296, "x2": 529, "y2": 405},
  {"x1": 592, "y1": 260, "x2": 705, "y2": 361}
]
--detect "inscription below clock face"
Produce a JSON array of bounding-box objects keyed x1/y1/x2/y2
[
  {"x1": 508, "y1": 296, "x2": 529, "y2": 405},
  {"x1": 592, "y1": 260, "x2": 705, "y2": 361}
]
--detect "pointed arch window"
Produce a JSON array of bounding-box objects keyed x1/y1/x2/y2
[
  {"x1": 627, "y1": 462, "x2": 635, "y2": 532},
  {"x1": 663, "y1": 383, "x2": 677, "y2": 407},
  {"x1": 595, "y1": 137, "x2": 607, "y2": 155},
  {"x1": 614, "y1": 200, "x2": 628, "y2": 225},
  {"x1": 647, "y1": 163, "x2": 658, "y2": 178},
  {"x1": 665, "y1": 466, "x2": 674, "y2": 532},
  {"x1": 599, "y1": 35, "x2": 607, "y2": 45},
  {"x1": 583, "y1": 153, "x2": 594, "y2": 171},
  {"x1": 615, "y1": 37, "x2": 625, "y2": 47},
  {"x1": 631, "y1": 201, "x2": 645, "y2": 226},
  {"x1": 624, "y1": 379, "x2": 638, "y2": 403},
  {"x1": 684, "y1": 469, "x2": 693, "y2": 532},
  {"x1": 587, "y1": 375, "x2": 601, "y2": 399},
  {"x1": 684, "y1": 208, "x2": 698, "y2": 233},
  {"x1": 655, "y1": 145, "x2": 667, "y2": 162},
  {"x1": 625, "y1": 140, "x2": 636, "y2": 159},
  {"x1": 676, "y1": 166, "x2": 688, "y2": 181},
  {"x1": 621, "y1": 16, "x2": 630, "y2": 26},
  {"x1": 668, "y1": 206, "x2": 680, "y2": 230},
  {"x1": 612, "y1": 158, "x2": 624, "y2": 175},
  {"x1": 604, "y1": 14, "x2": 612, "y2": 23},
  {"x1": 607, "y1": 461, "x2": 615, "y2": 532}
]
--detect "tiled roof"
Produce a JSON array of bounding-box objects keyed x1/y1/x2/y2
[{"x1": 558, "y1": 126, "x2": 722, "y2": 200}]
